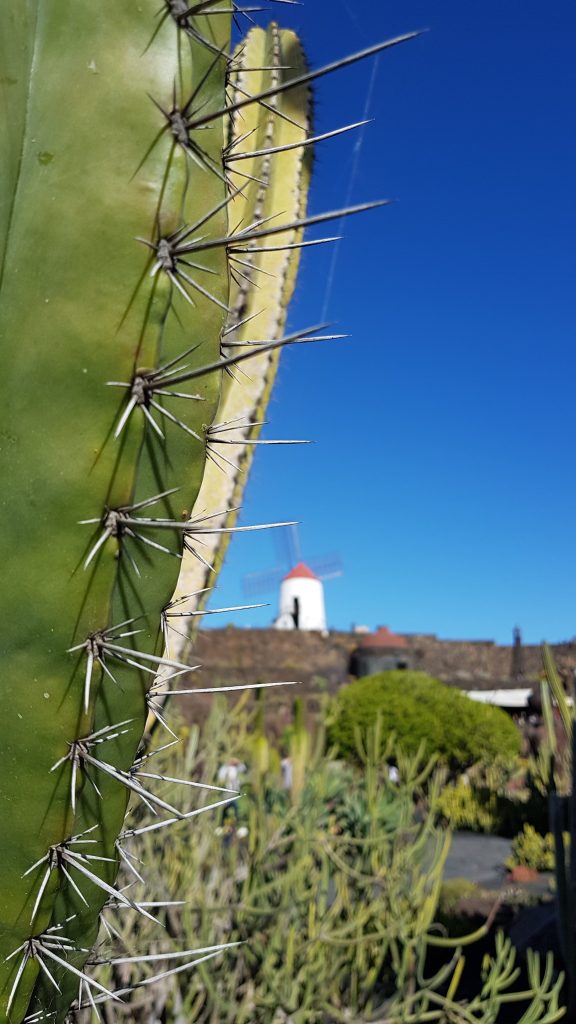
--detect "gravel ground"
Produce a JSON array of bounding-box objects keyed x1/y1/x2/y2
[{"x1": 443, "y1": 832, "x2": 512, "y2": 887}]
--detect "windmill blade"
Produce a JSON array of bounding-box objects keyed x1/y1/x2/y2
[
  {"x1": 307, "y1": 554, "x2": 344, "y2": 580},
  {"x1": 242, "y1": 566, "x2": 286, "y2": 597}
]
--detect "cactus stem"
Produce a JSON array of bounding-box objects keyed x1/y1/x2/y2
[{"x1": 131, "y1": 124, "x2": 170, "y2": 181}]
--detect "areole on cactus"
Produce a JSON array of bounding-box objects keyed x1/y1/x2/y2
[{"x1": 0, "y1": 2, "x2": 416, "y2": 1020}]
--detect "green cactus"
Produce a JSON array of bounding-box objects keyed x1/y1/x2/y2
[
  {"x1": 163, "y1": 21, "x2": 314, "y2": 661},
  {"x1": 540, "y1": 646, "x2": 576, "y2": 1020},
  {"x1": 0, "y1": 5, "x2": 232, "y2": 1018},
  {"x1": 0, "y1": 4, "x2": 422, "y2": 1020}
]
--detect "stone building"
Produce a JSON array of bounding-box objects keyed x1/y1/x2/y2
[{"x1": 349, "y1": 626, "x2": 412, "y2": 677}]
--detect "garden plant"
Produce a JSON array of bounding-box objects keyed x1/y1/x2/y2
[
  {"x1": 328, "y1": 671, "x2": 521, "y2": 769},
  {"x1": 0, "y1": 1, "x2": 419, "y2": 1019},
  {"x1": 96, "y1": 700, "x2": 565, "y2": 1023}
]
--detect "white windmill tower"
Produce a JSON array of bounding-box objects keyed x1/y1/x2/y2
[
  {"x1": 274, "y1": 562, "x2": 327, "y2": 632},
  {"x1": 242, "y1": 524, "x2": 340, "y2": 632}
]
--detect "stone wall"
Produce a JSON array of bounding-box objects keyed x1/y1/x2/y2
[{"x1": 173, "y1": 627, "x2": 576, "y2": 728}]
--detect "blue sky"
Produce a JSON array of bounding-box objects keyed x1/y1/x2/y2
[{"x1": 206, "y1": 0, "x2": 576, "y2": 644}]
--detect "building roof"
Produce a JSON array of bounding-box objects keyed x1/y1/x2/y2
[
  {"x1": 358, "y1": 626, "x2": 408, "y2": 649},
  {"x1": 283, "y1": 562, "x2": 318, "y2": 581},
  {"x1": 466, "y1": 689, "x2": 532, "y2": 709}
]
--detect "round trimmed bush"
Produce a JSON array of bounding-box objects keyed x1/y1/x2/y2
[{"x1": 328, "y1": 671, "x2": 520, "y2": 769}]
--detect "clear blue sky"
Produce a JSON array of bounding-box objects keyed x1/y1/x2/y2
[{"x1": 206, "y1": 0, "x2": 576, "y2": 644}]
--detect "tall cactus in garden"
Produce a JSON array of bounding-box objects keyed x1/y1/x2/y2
[{"x1": 0, "y1": 3, "x2": 417, "y2": 1020}]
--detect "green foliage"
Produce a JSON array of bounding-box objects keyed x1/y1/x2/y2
[
  {"x1": 438, "y1": 776, "x2": 500, "y2": 833},
  {"x1": 92, "y1": 702, "x2": 564, "y2": 1024},
  {"x1": 329, "y1": 671, "x2": 521, "y2": 769},
  {"x1": 507, "y1": 824, "x2": 569, "y2": 873},
  {"x1": 438, "y1": 758, "x2": 549, "y2": 836},
  {"x1": 438, "y1": 878, "x2": 481, "y2": 914}
]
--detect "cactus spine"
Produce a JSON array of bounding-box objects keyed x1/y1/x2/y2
[{"x1": 0, "y1": 4, "x2": 417, "y2": 1020}]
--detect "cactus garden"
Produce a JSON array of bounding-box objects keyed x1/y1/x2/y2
[{"x1": 0, "y1": 2, "x2": 573, "y2": 1022}]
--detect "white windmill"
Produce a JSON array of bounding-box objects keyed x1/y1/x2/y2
[
  {"x1": 274, "y1": 562, "x2": 327, "y2": 631},
  {"x1": 242, "y1": 525, "x2": 341, "y2": 632}
]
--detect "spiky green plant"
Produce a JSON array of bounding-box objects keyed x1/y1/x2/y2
[
  {"x1": 540, "y1": 646, "x2": 576, "y2": 1020},
  {"x1": 167, "y1": 23, "x2": 315, "y2": 642},
  {"x1": 99, "y1": 702, "x2": 565, "y2": 1023},
  {"x1": 0, "y1": 4, "x2": 419, "y2": 1021}
]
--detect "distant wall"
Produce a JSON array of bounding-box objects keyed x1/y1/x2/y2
[{"x1": 174, "y1": 627, "x2": 576, "y2": 729}]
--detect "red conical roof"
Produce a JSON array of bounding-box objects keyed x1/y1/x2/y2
[{"x1": 283, "y1": 562, "x2": 318, "y2": 581}]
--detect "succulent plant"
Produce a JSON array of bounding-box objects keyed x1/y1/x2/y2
[
  {"x1": 103, "y1": 702, "x2": 565, "y2": 1024},
  {"x1": 0, "y1": 3, "x2": 417, "y2": 1020}
]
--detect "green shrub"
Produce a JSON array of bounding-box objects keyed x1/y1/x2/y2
[
  {"x1": 506, "y1": 824, "x2": 568, "y2": 872},
  {"x1": 329, "y1": 671, "x2": 520, "y2": 769}
]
